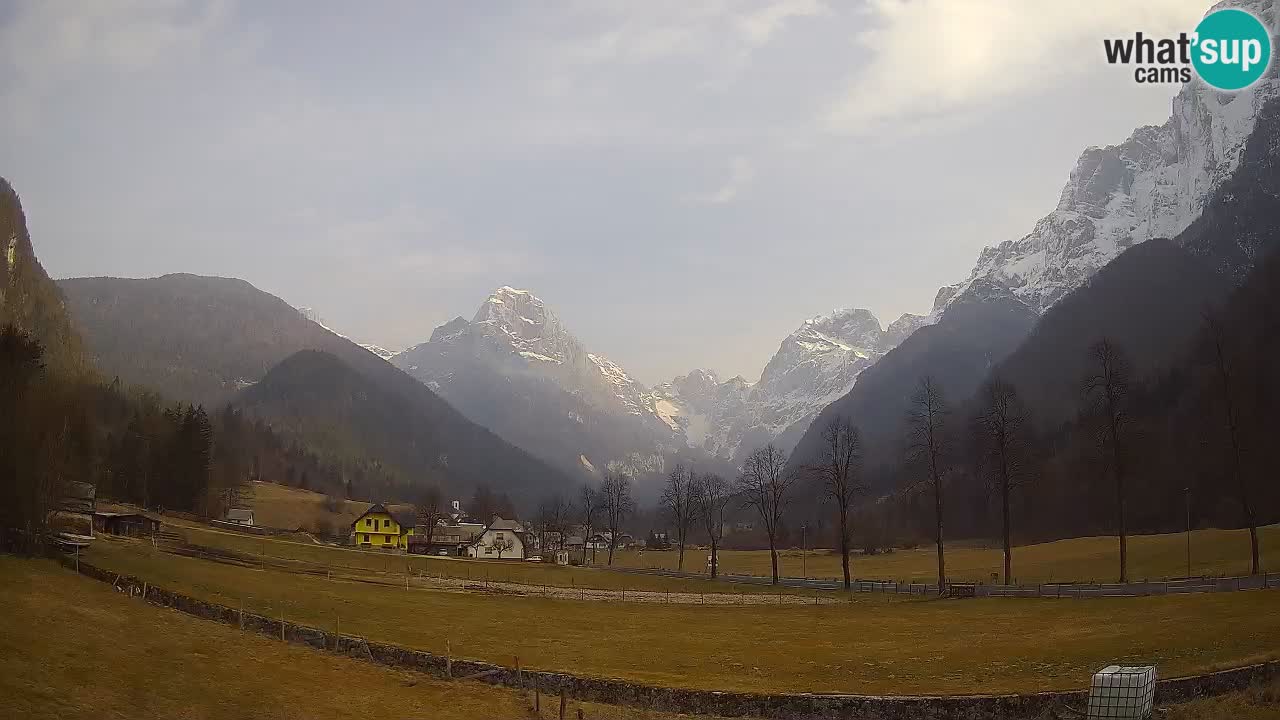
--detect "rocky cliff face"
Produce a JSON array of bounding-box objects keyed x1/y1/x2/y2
[
  {"x1": 788, "y1": 0, "x2": 1280, "y2": 475},
  {"x1": 937, "y1": 0, "x2": 1279, "y2": 316},
  {"x1": 0, "y1": 177, "x2": 84, "y2": 375}
]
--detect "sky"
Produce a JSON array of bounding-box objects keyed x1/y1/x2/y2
[{"x1": 0, "y1": 0, "x2": 1213, "y2": 385}]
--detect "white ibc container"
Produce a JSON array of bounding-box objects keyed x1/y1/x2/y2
[{"x1": 1087, "y1": 665, "x2": 1156, "y2": 719}]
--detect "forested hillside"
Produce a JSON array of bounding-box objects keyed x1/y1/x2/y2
[{"x1": 235, "y1": 350, "x2": 575, "y2": 507}]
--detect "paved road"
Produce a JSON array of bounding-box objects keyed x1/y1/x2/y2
[{"x1": 606, "y1": 565, "x2": 1280, "y2": 598}]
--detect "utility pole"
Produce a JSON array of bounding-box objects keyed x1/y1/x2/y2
[
  {"x1": 1184, "y1": 487, "x2": 1192, "y2": 578},
  {"x1": 801, "y1": 524, "x2": 807, "y2": 580}
]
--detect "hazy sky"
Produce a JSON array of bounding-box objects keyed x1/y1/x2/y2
[{"x1": 1, "y1": 0, "x2": 1212, "y2": 384}]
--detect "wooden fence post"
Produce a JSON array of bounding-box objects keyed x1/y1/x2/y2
[
  {"x1": 559, "y1": 689, "x2": 567, "y2": 720},
  {"x1": 446, "y1": 640, "x2": 452, "y2": 680},
  {"x1": 516, "y1": 656, "x2": 522, "y2": 687},
  {"x1": 534, "y1": 675, "x2": 541, "y2": 712}
]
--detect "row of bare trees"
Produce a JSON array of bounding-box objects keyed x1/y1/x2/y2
[
  {"x1": 894, "y1": 327, "x2": 1264, "y2": 592},
  {"x1": 511, "y1": 320, "x2": 1263, "y2": 589},
  {"x1": 660, "y1": 465, "x2": 733, "y2": 576}
]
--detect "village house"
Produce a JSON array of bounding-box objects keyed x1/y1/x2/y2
[
  {"x1": 224, "y1": 508, "x2": 254, "y2": 527},
  {"x1": 408, "y1": 525, "x2": 478, "y2": 556},
  {"x1": 350, "y1": 503, "x2": 416, "y2": 550},
  {"x1": 467, "y1": 518, "x2": 528, "y2": 559}
]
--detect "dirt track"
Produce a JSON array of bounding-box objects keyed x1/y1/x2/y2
[{"x1": 410, "y1": 573, "x2": 841, "y2": 605}]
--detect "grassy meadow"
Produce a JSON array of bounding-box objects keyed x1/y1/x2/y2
[
  {"x1": 76, "y1": 535, "x2": 1280, "y2": 697},
  {"x1": 164, "y1": 518, "x2": 830, "y2": 597},
  {"x1": 0, "y1": 555, "x2": 722, "y2": 720},
  {"x1": 241, "y1": 481, "x2": 413, "y2": 533},
  {"x1": 4, "y1": 553, "x2": 1275, "y2": 718}
]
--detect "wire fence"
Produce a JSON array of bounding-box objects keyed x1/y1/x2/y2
[{"x1": 614, "y1": 566, "x2": 1280, "y2": 598}]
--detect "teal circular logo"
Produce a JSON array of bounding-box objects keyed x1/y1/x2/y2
[{"x1": 1192, "y1": 8, "x2": 1272, "y2": 90}]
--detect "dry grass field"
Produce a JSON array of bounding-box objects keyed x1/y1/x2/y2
[
  {"x1": 162, "y1": 518, "x2": 827, "y2": 597},
  {"x1": 0, "y1": 555, "x2": 723, "y2": 720},
  {"x1": 613, "y1": 525, "x2": 1280, "y2": 584},
  {"x1": 4, "y1": 553, "x2": 1275, "y2": 718},
  {"x1": 179, "y1": 483, "x2": 1277, "y2": 596},
  {"x1": 77, "y1": 536, "x2": 1280, "y2": 697},
  {"x1": 241, "y1": 481, "x2": 413, "y2": 533}
]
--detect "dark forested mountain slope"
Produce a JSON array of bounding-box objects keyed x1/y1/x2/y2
[
  {"x1": 57, "y1": 273, "x2": 389, "y2": 407},
  {"x1": 57, "y1": 273, "x2": 574, "y2": 506},
  {"x1": 987, "y1": 238, "x2": 1231, "y2": 428},
  {"x1": 985, "y1": 97, "x2": 1280, "y2": 439},
  {"x1": 235, "y1": 350, "x2": 574, "y2": 506},
  {"x1": 0, "y1": 177, "x2": 84, "y2": 375}
]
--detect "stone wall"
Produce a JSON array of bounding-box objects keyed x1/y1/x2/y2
[{"x1": 68, "y1": 559, "x2": 1278, "y2": 720}]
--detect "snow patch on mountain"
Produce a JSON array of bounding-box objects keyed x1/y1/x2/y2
[
  {"x1": 653, "y1": 307, "x2": 915, "y2": 462},
  {"x1": 297, "y1": 307, "x2": 397, "y2": 360}
]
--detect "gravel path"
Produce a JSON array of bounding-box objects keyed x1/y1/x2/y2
[{"x1": 410, "y1": 573, "x2": 841, "y2": 605}]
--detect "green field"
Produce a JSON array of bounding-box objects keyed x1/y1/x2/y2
[
  {"x1": 615, "y1": 525, "x2": 1280, "y2": 584},
  {"x1": 76, "y1": 536, "x2": 1280, "y2": 697},
  {"x1": 0, "y1": 555, "x2": 719, "y2": 720}
]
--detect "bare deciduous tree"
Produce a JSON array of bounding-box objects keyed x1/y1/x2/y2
[
  {"x1": 660, "y1": 464, "x2": 698, "y2": 571},
  {"x1": 975, "y1": 377, "x2": 1033, "y2": 585},
  {"x1": 415, "y1": 484, "x2": 444, "y2": 549},
  {"x1": 807, "y1": 414, "x2": 865, "y2": 590},
  {"x1": 906, "y1": 376, "x2": 950, "y2": 595},
  {"x1": 579, "y1": 483, "x2": 598, "y2": 565},
  {"x1": 491, "y1": 535, "x2": 513, "y2": 559},
  {"x1": 736, "y1": 444, "x2": 799, "y2": 585},
  {"x1": 601, "y1": 472, "x2": 635, "y2": 566},
  {"x1": 534, "y1": 492, "x2": 574, "y2": 556},
  {"x1": 1082, "y1": 338, "x2": 1133, "y2": 583},
  {"x1": 1204, "y1": 311, "x2": 1260, "y2": 575},
  {"x1": 694, "y1": 472, "x2": 730, "y2": 578}
]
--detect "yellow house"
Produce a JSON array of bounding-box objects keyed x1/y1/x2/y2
[{"x1": 350, "y1": 503, "x2": 416, "y2": 550}]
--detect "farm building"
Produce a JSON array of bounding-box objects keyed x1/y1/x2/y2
[
  {"x1": 49, "y1": 481, "x2": 97, "y2": 539},
  {"x1": 93, "y1": 512, "x2": 161, "y2": 537}
]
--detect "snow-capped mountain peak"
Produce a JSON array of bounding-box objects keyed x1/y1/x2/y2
[
  {"x1": 651, "y1": 305, "x2": 921, "y2": 462},
  {"x1": 936, "y1": 0, "x2": 1280, "y2": 318},
  {"x1": 393, "y1": 286, "x2": 684, "y2": 477}
]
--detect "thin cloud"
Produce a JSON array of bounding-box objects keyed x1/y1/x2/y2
[
  {"x1": 823, "y1": 0, "x2": 1208, "y2": 136},
  {"x1": 687, "y1": 156, "x2": 756, "y2": 205},
  {"x1": 738, "y1": 0, "x2": 828, "y2": 45}
]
